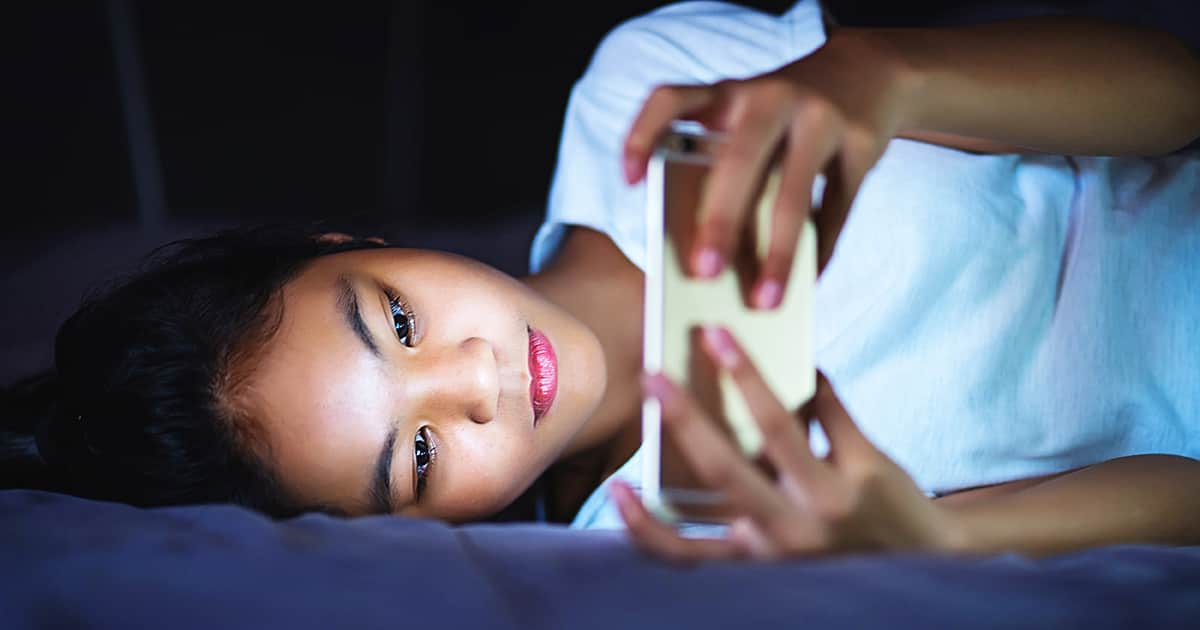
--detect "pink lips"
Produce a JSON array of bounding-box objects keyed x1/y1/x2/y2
[{"x1": 528, "y1": 327, "x2": 558, "y2": 423}]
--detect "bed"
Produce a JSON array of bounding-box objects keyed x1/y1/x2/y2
[{"x1": 3, "y1": 488, "x2": 1198, "y2": 629}]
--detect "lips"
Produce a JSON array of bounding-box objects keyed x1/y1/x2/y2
[{"x1": 527, "y1": 326, "x2": 558, "y2": 423}]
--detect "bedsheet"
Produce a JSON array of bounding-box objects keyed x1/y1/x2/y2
[{"x1": 2, "y1": 490, "x2": 1198, "y2": 629}]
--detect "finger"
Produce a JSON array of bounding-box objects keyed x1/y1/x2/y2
[
  {"x1": 732, "y1": 209, "x2": 763, "y2": 308},
  {"x1": 315, "y1": 232, "x2": 354, "y2": 245},
  {"x1": 807, "y1": 371, "x2": 873, "y2": 462},
  {"x1": 728, "y1": 516, "x2": 778, "y2": 560},
  {"x1": 692, "y1": 94, "x2": 791, "y2": 278},
  {"x1": 623, "y1": 84, "x2": 720, "y2": 185},
  {"x1": 813, "y1": 141, "x2": 875, "y2": 275},
  {"x1": 610, "y1": 480, "x2": 743, "y2": 563},
  {"x1": 700, "y1": 326, "x2": 824, "y2": 487},
  {"x1": 642, "y1": 372, "x2": 788, "y2": 523},
  {"x1": 754, "y1": 121, "x2": 839, "y2": 308}
]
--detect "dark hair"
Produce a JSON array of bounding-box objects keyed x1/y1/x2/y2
[{"x1": 0, "y1": 225, "x2": 388, "y2": 515}]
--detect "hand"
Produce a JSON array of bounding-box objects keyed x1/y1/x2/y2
[
  {"x1": 612, "y1": 327, "x2": 961, "y2": 561},
  {"x1": 622, "y1": 30, "x2": 920, "y2": 307}
]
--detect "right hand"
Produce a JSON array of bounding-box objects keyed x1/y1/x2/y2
[{"x1": 622, "y1": 29, "x2": 921, "y2": 308}]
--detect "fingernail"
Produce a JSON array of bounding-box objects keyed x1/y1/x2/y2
[
  {"x1": 609, "y1": 482, "x2": 643, "y2": 523},
  {"x1": 641, "y1": 373, "x2": 674, "y2": 404},
  {"x1": 754, "y1": 279, "x2": 783, "y2": 309},
  {"x1": 702, "y1": 326, "x2": 739, "y2": 369},
  {"x1": 694, "y1": 247, "x2": 723, "y2": 278},
  {"x1": 623, "y1": 157, "x2": 641, "y2": 184}
]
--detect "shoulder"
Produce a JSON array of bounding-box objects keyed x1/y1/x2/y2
[
  {"x1": 553, "y1": 226, "x2": 637, "y2": 275},
  {"x1": 581, "y1": 1, "x2": 827, "y2": 95}
]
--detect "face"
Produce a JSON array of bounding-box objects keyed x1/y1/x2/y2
[{"x1": 246, "y1": 248, "x2": 606, "y2": 521}]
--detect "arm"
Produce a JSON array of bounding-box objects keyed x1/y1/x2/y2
[
  {"x1": 942, "y1": 455, "x2": 1200, "y2": 556},
  {"x1": 613, "y1": 330, "x2": 1200, "y2": 560},
  {"x1": 849, "y1": 17, "x2": 1200, "y2": 156},
  {"x1": 623, "y1": 14, "x2": 1200, "y2": 303}
]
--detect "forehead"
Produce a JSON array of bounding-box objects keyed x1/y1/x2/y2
[
  {"x1": 245, "y1": 260, "x2": 393, "y2": 511},
  {"x1": 296, "y1": 247, "x2": 500, "y2": 283}
]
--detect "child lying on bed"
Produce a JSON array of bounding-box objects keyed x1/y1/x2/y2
[{"x1": 3, "y1": 0, "x2": 1199, "y2": 558}]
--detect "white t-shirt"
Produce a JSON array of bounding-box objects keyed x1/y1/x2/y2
[{"x1": 529, "y1": 0, "x2": 1200, "y2": 529}]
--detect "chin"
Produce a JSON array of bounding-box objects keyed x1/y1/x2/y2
[
  {"x1": 570, "y1": 329, "x2": 608, "y2": 411},
  {"x1": 553, "y1": 331, "x2": 609, "y2": 445}
]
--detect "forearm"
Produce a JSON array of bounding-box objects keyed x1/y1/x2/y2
[
  {"x1": 941, "y1": 455, "x2": 1200, "y2": 556},
  {"x1": 843, "y1": 17, "x2": 1200, "y2": 155}
]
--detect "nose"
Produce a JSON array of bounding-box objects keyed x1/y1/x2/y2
[{"x1": 407, "y1": 336, "x2": 499, "y2": 424}]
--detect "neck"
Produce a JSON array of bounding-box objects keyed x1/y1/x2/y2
[{"x1": 521, "y1": 227, "x2": 644, "y2": 461}]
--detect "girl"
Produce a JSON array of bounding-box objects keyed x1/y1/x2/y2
[{"x1": 4, "y1": 1, "x2": 1199, "y2": 559}]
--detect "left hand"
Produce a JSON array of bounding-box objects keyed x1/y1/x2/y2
[
  {"x1": 622, "y1": 29, "x2": 920, "y2": 304},
  {"x1": 611, "y1": 326, "x2": 962, "y2": 561}
]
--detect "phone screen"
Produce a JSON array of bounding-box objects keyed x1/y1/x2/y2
[{"x1": 641, "y1": 125, "x2": 816, "y2": 524}]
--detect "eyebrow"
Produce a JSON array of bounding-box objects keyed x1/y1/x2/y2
[
  {"x1": 336, "y1": 274, "x2": 381, "y2": 359},
  {"x1": 334, "y1": 274, "x2": 398, "y2": 513},
  {"x1": 369, "y1": 425, "x2": 399, "y2": 514}
]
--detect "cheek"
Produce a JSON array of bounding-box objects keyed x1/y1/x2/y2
[
  {"x1": 421, "y1": 282, "x2": 523, "y2": 341},
  {"x1": 437, "y1": 429, "x2": 546, "y2": 521}
]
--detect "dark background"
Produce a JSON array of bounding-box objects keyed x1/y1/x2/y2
[{"x1": 4, "y1": 0, "x2": 1197, "y2": 383}]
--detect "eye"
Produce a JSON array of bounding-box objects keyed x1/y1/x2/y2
[
  {"x1": 388, "y1": 294, "x2": 416, "y2": 346},
  {"x1": 414, "y1": 426, "x2": 436, "y2": 500}
]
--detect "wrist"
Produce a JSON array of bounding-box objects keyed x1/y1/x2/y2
[
  {"x1": 827, "y1": 26, "x2": 932, "y2": 135},
  {"x1": 930, "y1": 502, "x2": 975, "y2": 554}
]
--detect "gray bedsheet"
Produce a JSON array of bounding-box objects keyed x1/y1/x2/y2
[{"x1": 2, "y1": 489, "x2": 1198, "y2": 629}]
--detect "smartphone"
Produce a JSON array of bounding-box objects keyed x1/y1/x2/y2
[{"x1": 641, "y1": 122, "x2": 816, "y2": 524}]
